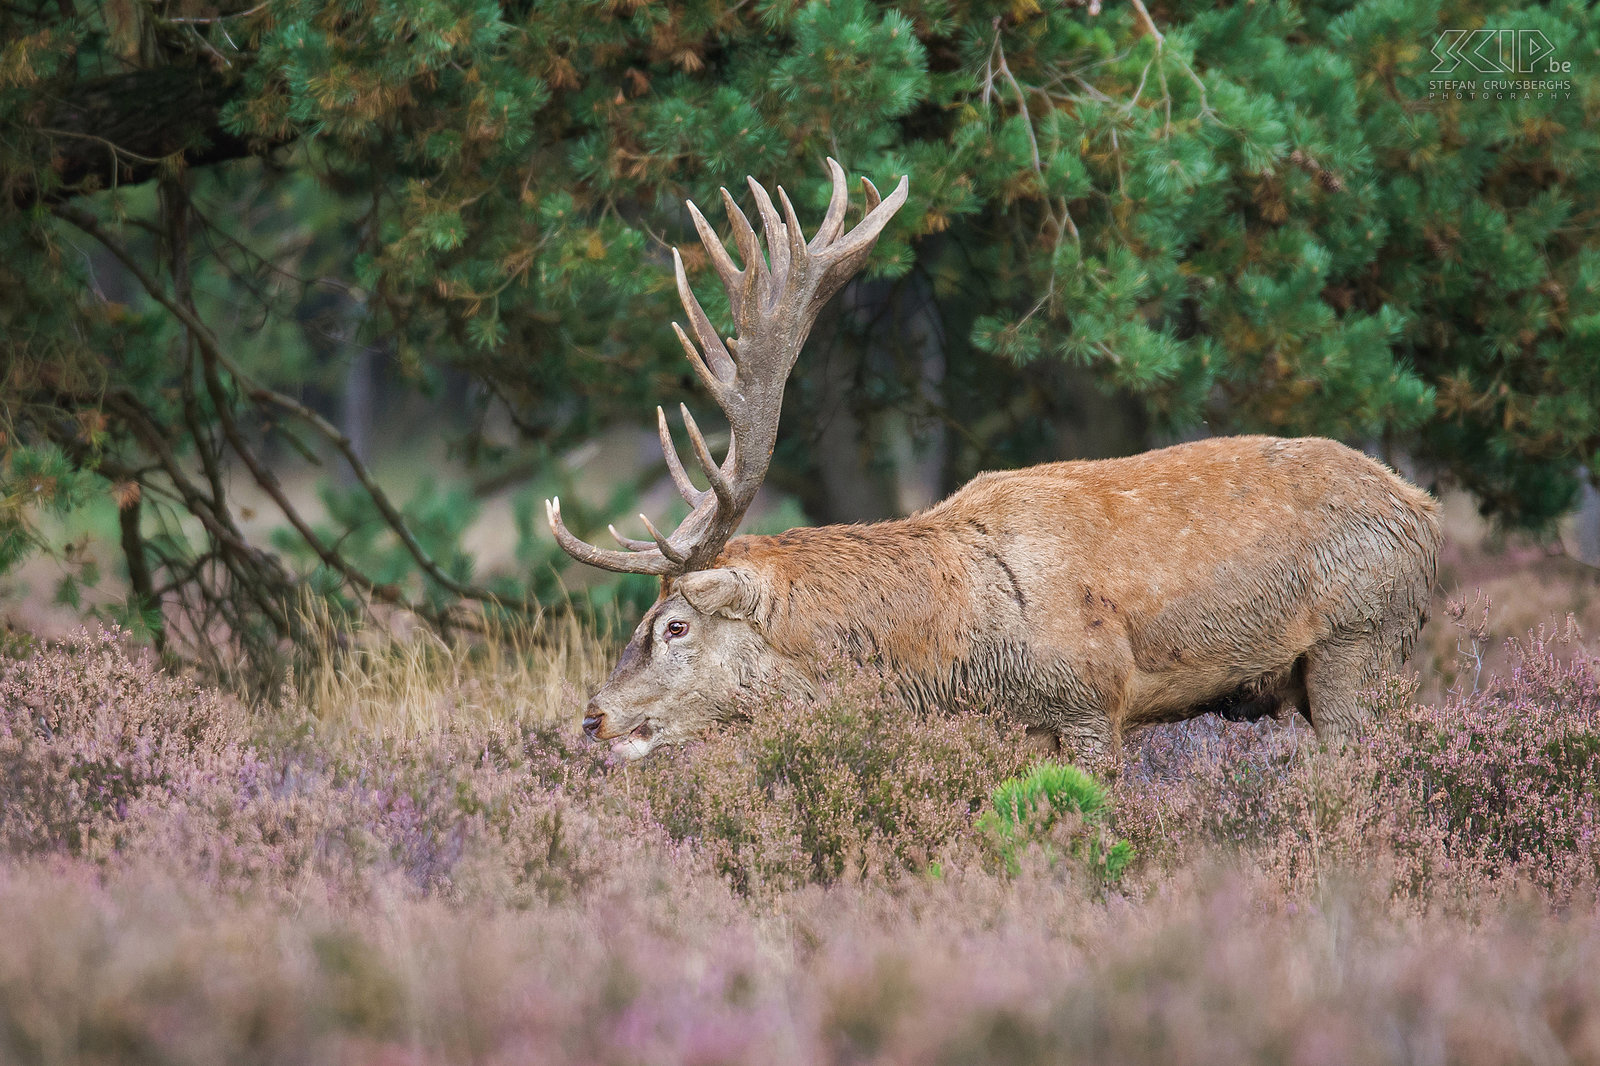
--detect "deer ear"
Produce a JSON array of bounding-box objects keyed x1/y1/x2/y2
[{"x1": 677, "y1": 568, "x2": 763, "y2": 620}]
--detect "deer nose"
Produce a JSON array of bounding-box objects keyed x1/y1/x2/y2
[{"x1": 583, "y1": 706, "x2": 606, "y2": 739}]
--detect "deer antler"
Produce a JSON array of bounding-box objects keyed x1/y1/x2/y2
[{"x1": 547, "y1": 159, "x2": 910, "y2": 576}]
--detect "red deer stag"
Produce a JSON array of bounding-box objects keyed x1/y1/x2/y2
[{"x1": 548, "y1": 160, "x2": 1442, "y2": 760}]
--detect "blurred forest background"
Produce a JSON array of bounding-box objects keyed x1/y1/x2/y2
[{"x1": 3, "y1": 0, "x2": 1598, "y2": 686}]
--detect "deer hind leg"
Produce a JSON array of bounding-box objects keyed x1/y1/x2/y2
[
  {"x1": 1024, "y1": 724, "x2": 1062, "y2": 757},
  {"x1": 1058, "y1": 719, "x2": 1121, "y2": 781}
]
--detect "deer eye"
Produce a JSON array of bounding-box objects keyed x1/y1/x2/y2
[{"x1": 664, "y1": 620, "x2": 689, "y2": 639}]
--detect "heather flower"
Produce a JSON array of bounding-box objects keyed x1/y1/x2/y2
[
  {"x1": 1118, "y1": 619, "x2": 1600, "y2": 905},
  {"x1": 0, "y1": 625, "x2": 242, "y2": 857}
]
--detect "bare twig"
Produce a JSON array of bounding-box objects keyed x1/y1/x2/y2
[
  {"x1": 1127, "y1": 0, "x2": 1163, "y2": 45},
  {"x1": 1127, "y1": 0, "x2": 1212, "y2": 121},
  {"x1": 51, "y1": 201, "x2": 541, "y2": 630},
  {"x1": 986, "y1": 21, "x2": 1079, "y2": 248},
  {"x1": 36, "y1": 127, "x2": 172, "y2": 166},
  {"x1": 161, "y1": 2, "x2": 270, "y2": 23}
]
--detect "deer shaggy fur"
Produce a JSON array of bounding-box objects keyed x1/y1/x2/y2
[{"x1": 587, "y1": 435, "x2": 1440, "y2": 758}]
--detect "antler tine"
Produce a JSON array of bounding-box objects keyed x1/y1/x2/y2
[
  {"x1": 658, "y1": 406, "x2": 703, "y2": 506},
  {"x1": 637, "y1": 512, "x2": 689, "y2": 564},
  {"x1": 687, "y1": 199, "x2": 745, "y2": 323},
  {"x1": 670, "y1": 322, "x2": 729, "y2": 405},
  {"x1": 608, "y1": 524, "x2": 656, "y2": 552},
  {"x1": 811, "y1": 157, "x2": 851, "y2": 249},
  {"x1": 679, "y1": 403, "x2": 735, "y2": 510},
  {"x1": 775, "y1": 186, "x2": 810, "y2": 273},
  {"x1": 720, "y1": 187, "x2": 766, "y2": 332},
  {"x1": 861, "y1": 175, "x2": 883, "y2": 213},
  {"x1": 829, "y1": 175, "x2": 907, "y2": 260},
  {"x1": 672, "y1": 249, "x2": 735, "y2": 384},
  {"x1": 545, "y1": 497, "x2": 673, "y2": 576},
  {"x1": 550, "y1": 162, "x2": 909, "y2": 579},
  {"x1": 809, "y1": 174, "x2": 910, "y2": 308},
  {"x1": 745, "y1": 177, "x2": 791, "y2": 290}
]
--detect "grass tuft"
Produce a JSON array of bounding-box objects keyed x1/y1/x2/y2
[{"x1": 291, "y1": 597, "x2": 610, "y2": 739}]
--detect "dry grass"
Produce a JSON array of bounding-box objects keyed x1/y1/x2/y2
[{"x1": 293, "y1": 601, "x2": 613, "y2": 739}]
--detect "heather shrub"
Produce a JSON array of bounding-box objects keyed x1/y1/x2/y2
[
  {"x1": 978, "y1": 762, "x2": 1134, "y2": 883},
  {"x1": 12, "y1": 859, "x2": 1600, "y2": 1066},
  {"x1": 11, "y1": 610, "x2": 1600, "y2": 1061},
  {"x1": 631, "y1": 674, "x2": 1034, "y2": 894},
  {"x1": 0, "y1": 861, "x2": 755, "y2": 1066},
  {"x1": 1119, "y1": 623, "x2": 1600, "y2": 903},
  {"x1": 0, "y1": 626, "x2": 242, "y2": 857},
  {"x1": 0, "y1": 625, "x2": 668, "y2": 908},
  {"x1": 1115, "y1": 714, "x2": 1296, "y2": 870},
  {"x1": 1371, "y1": 621, "x2": 1600, "y2": 899},
  {"x1": 124, "y1": 720, "x2": 650, "y2": 908}
]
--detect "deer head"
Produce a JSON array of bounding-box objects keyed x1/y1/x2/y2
[{"x1": 547, "y1": 159, "x2": 909, "y2": 755}]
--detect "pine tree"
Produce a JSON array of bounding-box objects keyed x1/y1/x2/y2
[{"x1": 2, "y1": 0, "x2": 1597, "y2": 670}]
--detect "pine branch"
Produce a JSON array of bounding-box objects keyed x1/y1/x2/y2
[{"x1": 8, "y1": 65, "x2": 282, "y2": 208}]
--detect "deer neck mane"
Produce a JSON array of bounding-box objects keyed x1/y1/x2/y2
[{"x1": 716, "y1": 519, "x2": 974, "y2": 670}]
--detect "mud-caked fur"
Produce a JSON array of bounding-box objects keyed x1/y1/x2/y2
[{"x1": 585, "y1": 436, "x2": 1441, "y2": 759}]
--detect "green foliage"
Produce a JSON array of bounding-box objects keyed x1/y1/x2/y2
[
  {"x1": 956, "y1": 0, "x2": 1598, "y2": 523},
  {"x1": 0, "y1": 445, "x2": 97, "y2": 575},
  {"x1": 979, "y1": 761, "x2": 1134, "y2": 882},
  {"x1": 2, "y1": 0, "x2": 1598, "y2": 669},
  {"x1": 270, "y1": 479, "x2": 479, "y2": 613}
]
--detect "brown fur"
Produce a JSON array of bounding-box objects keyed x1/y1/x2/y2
[{"x1": 586, "y1": 435, "x2": 1441, "y2": 758}]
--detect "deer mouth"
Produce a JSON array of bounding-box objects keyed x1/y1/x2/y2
[{"x1": 609, "y1": 720, "x2": 656, "y2": 759}]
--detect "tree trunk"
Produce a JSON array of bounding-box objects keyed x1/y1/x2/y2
[
  {"x1": 340, "y1": 347, "x2": 375, "y2": 485},
  {"x1": 805, "y1": 319, "x2": 895, "y2": 524},
  {"x1": 118, "y1": 495, "x2": 165, "y2": 653},
  {"x1": 1562, "y1": 471, "x2": 1600, "y2": 569},
  {"x1": 883, "y1": 276, "x2": 948, "y2": 514},
  {"x1": 1048, "y1": 365, "x2": 1151, "y2": 461}
]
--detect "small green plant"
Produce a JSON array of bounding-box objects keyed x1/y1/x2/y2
[{"x1": 978, "y1": 762, "x2": 1134, "y2": 883}]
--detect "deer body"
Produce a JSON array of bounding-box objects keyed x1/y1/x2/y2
[
  {"x1": 549, "y1": 163, "x2": 1440, "y2": 759},
  {"x1": 587, "y1": 435, "x2": 1440, "y2": 757}
]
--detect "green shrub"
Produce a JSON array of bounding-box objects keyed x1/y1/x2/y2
[{"x1": 979, "y1": 762, "x2": 1134, "y2": 884}]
